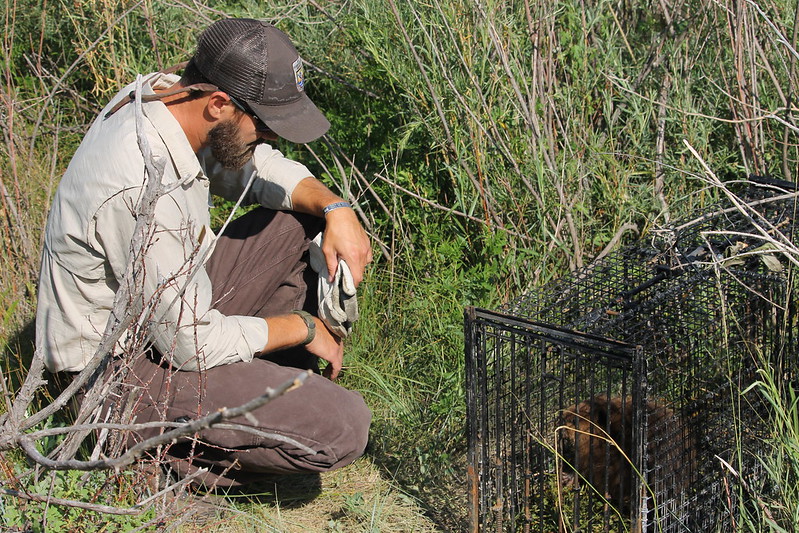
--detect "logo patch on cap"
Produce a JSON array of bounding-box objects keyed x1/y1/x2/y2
[{"x1": 293, "y1": 57, "x2": 305, "y2": 92}]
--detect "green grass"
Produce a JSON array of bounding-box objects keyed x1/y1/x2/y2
[{"x1": 741, "y1": 353, "x2": 799, "y2": 531}]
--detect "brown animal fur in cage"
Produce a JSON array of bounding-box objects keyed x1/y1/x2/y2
[{"x1": 557, "y1": 395, "x2": 695, "y2": 519}]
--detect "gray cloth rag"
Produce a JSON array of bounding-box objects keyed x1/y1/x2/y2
[{"x1": 308, "y1": 232, "x2": 359, "y2": 338}]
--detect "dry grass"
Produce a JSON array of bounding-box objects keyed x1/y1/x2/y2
[{"x1": 161, "y1": 457, "x2": 440, "y2": 532}]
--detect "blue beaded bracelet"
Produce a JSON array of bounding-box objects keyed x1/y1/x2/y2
[{"x1": 323, "y1": 201, "x2": 351, "y2": 214}]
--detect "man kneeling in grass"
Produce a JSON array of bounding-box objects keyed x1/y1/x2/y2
[{"x1": 36, "y1": 18, "x2": 372, "y2": 487}]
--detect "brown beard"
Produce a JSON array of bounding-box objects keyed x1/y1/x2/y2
[{"x1": 208, "y1": 119, "x2": 259, "y2": 170}]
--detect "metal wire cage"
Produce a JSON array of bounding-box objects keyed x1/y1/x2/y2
[{"x1": 465, "y1": 181, "x2": 798, "y2": 532}]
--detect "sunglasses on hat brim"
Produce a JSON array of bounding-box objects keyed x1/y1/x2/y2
[{"x1": 228, "y1": 94, "x2": 274, "y2": 134}]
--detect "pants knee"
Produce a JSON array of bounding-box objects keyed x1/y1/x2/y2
[{"x1": 329, "y1": 391, "x2": 372, "y2": 467}]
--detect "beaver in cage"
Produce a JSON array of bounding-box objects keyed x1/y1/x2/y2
[{"x1": 557, "y1": 394, "x2": 695, "y2": 525}]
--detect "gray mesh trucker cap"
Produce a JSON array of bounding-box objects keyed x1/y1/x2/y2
[{"x1": 193, "y1": 18, "x2": 330, "y2": 143}]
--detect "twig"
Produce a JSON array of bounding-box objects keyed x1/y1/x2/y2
[
  {"x1": 8, "y1": 74, "x2": 168, "y2": 452},
  {"x1": 1, "y1": 487, "x2": 144, "y2": 515},
  {"x1": 672, "y1": 188, "x2": 799, "y2": 233},
  {"x1": 17, "y1": 371, "x2": 310, "y2": 471},
  {"x1": 745, "y1": 0, "x2": 799, "y2": 62},
  {"x1": 655, "y1": 73, "x2": 672, "y2": 223},
  {"x1": 311, "y1": 136, "x2": 398, "y2": 260},
  {"x1": 683, "y1": 139, "x2": 799, "y2": 268},
  {"x1": 386, "y1": 0, "x2": 500, "y2": 229},
  {"x1": 717, "y1": 454, "x2": 778, "y2": 527},
  {"x1": 604, "y1": 72, "x2": 787, "y2": 126},
  {"x1": 0, "y1": 171, "x2": 36, "y2": 276},
  {"x1": 0, "y1": 468, "x2": 205, "y2": 515},
  {"x1": 27, "y1": 1, "x2": 146, "y2": 160},
  {"x1": 373, "y1": 172, "x2": 530, "y2": 241},
  {"x1": 782, "y1": 0, "x2": 799, "y2": 182},
  {"x1": 591, "y1": 222, "x2": 640, "y2": 265}
]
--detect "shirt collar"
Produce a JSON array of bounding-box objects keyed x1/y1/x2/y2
[{"x1": 141, "y1": 72, "x2": 206, "y2": 183}]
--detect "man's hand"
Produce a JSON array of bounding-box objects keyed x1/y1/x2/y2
[
  {"x1": 261, "y1": 314, "x2": 344, "y2": 380},
  {"x1": 305, "y1": 317, "x2": 344, "y2": 380},
  {"x1": 322, "y1": 207, "x2": 372, "y2": 285}
]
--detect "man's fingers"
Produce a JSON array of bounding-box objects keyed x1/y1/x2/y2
[
  {"x1": 323, "y1": 361, "x2": 340, "y2": 381},
  {"x1": 321, "y1": 349, "x2": 342, "y2": 380},
  {"x1": 343, "y1": 260, "x2": 365, "y2": 286},
  {"x1": 323, "y1": 248, "x2": 367, "y2": 286},
  {"x1": 306, "y1": 320, "x2": 343, "y2": 380},
  {"x1": 325, "y1": 254, "x2": 339, "y2": 284}
]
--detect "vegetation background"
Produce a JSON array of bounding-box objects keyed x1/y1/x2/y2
[{"x1": 1, "y1": 0, "x2": 798, "y2": 530}]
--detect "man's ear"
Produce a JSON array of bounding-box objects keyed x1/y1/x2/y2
[{"x1": 206, "y1": 91, "x2": 235, "y2": 120}]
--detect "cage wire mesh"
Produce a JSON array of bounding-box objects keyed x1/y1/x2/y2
[{"x1": 465, "y1": 179, "x2": 798, "y2": 532}]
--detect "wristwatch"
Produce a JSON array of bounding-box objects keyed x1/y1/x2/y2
[{"x1": 292, "y1": 310, "x2": 316, "y2": 345}]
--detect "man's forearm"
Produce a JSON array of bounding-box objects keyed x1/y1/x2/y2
[
  {"x1": 260, "y1": 313, "x2": 314, "y2": 353},
  {"x1": 260, "y1": 313, "x2": 344, "y2": 380},
  {"x1": 290, "y1": 177, "x2": 346, "y2": 216}
]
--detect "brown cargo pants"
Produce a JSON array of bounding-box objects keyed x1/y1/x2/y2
[{"x1": 123, "y1": 207, "x2": 371, "y2": 487}]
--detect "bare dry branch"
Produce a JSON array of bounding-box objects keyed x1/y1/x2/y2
[
  {"x1": 0, "y1": 467, "x2": 205, "y2": 515},
  {"x1": 655, "y1": 73, "x2": 672, "y2": 224},
  {"x1": 591, "y1": 222, "x2": 640, "y2": 265},
  {"x1": 16, "y1": 370, "x2": 310, "y2": 472},
  {"x1": 372, "y1": 172, "x2": 531, "y2": 242}
]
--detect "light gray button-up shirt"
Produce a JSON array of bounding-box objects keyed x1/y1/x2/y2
[{"x1": 36, "y1": 73, "x2": 314, "y2": 372}]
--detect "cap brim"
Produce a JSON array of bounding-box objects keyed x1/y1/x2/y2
[{"x1": 249, "y1": 94, "x2": 330, "y2": 144}]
